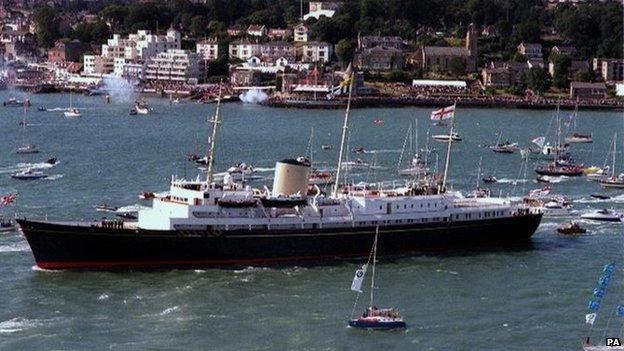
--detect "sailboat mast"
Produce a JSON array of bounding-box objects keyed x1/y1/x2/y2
[
  {"x1": 555, "y1": 103, "x2": 561, "y2": 163},
  {"x1": 205, "y1": 82, "x2": 223, "y2": 184},
  {"x1": 332, "y1": 73, "x2": 355, "y2": 198},
  {"x1": 613, "y1": 133, "x2": 617, "y2": 178},
  {"x1": 369, "y1": 227, "x2": 378, "y2": 309},
  {"x1": 441, "y1": 102, "x2": 456, "y2": 191}
]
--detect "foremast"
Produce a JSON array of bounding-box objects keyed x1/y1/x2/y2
[
  {"x1": 205, "y1": 82, "x2": 223, "y2": 185},
  {"x1": 332, "y1": 67, "x2": 355, "y2": 198}
]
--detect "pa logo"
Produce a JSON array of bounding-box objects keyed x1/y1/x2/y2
[
  {"x1": 356, "y1": 270, "x2": 364, "y2": 278},
  {"x1": 606, "y1": 338, "x2": 621, "y2": 347}
]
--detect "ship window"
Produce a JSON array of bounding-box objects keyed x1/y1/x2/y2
[
  {"x1": 434, "y1": 203, "x2": 437, "y2": 207},
  {"x1": 404, "y1": 205, "x2": 407, "y2": 209},
  {"x1": 411, "y1": 204, "x2": 414, "y2": 208},
  {"x1": 379, "y1": 206, "x2": 382, "y2": 210},
  {"x1": 455, "y1": 215, "x2": 459, "y2": 219},
  {"x1": 420, "y1": 204, "x2": 423, "y2": 208},
  {"x1": 427, "y1": 203, "x2": 430, "y2": 207}
]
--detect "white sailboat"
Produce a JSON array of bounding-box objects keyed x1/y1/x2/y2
[
  {"x1": 582, "y1": 263, "x2": 624, "y2": 350},
  {"x1": 64, "y1": 92, "x2": 81, "y2": 118},
  {"x1": 347, "y1": 226, "x2": 406, "y2": 330},
  {"x1": 15, "y1": 104, "x2": 39, "y2": 154},
  {"x1": 599, "y1": 134, "x2": 624, "y2": 188},
  {"x1": 565, "y1": 101, "x2": 592, "y2": 144},
  {"x1": 397, "y1": 119, "x2": 428, "y2": 177}
]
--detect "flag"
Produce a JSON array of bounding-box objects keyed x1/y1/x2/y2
[
  {"x1": 617, "y1": 305, "x2": 624, "y2": 316},
  {"x1": 593, "y1": 288, "x2": 605, "y2": 299},
  {"x1": 327, "y1": 64, "x2": 353, "y2": 99},
  {"x1": 0, "y1": 193, "x2": 16, "y2": 206},
  {"x1": 586, "y1": 313, "x2": 597, "y2": 325},
  {"x1": 532, "y1": 137, "x2": 546, "y2": 148},
  {"x1": 603, "y1": 263, "x2": 615, "y2": 274},
  {"x1": 350, "y1": 264, "x2": 367, "y2": 292},
  {"x1": 430, "y1": 105, "x2": 455, "y2": 121}
]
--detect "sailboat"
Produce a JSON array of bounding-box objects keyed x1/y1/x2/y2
[
  {"x1": 490, "y1": 132, "x2": 518, "y2": 153},
  {"x1": 582, "y1": 263, "x2": 624, "y2": 350},
  {"x1": 597, "y1": 134, "x2": 624, "y2": 188},
  {"x1": 535, "y1": 103, "x2": 584, "y2": 176},
  {"x1": 565, "y1": 101, "x2": 592, "y2": 144},
  {"x1": 64, "y1": 92, "x2": 81, "y2": 118},
  {"x1": 397, "y1": 119, "x2": 428, "y2": 177},
  {"x1": 348, "y1": 227, "x2": 406, "y2": 330},
  {"x1": 15, "y1": 104, "x2": 39, "y2": 154}
]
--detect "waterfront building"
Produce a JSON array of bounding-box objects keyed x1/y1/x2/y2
[
  {"x1": 517, "y1": 43, "x2": 543, "y2": 60},
  {"x1": 247, "y1": 25, "x2": 267, "y2": 37},
  {"x1": 355, "y1": 46, "x2": 404, "y2": 71},
  {"x1": 259, "y1": 41, "x2": 295, "y2": 58},
  {"x1": 47, "y1": 39, "x2": 88, "y2": 63},
  {"x1": 547, "y1": 59, "x2": 589, "y2": 78},
  {"x1": 481, "y1": 67, "x2": 512, "y2": 88},
  {"x1": 267, "y1": 28, "x2": 292, "y2": 40},
  {"x1": 229, "y1": 40, "x2": 261, "y2": 61},
  {"x1": 593, "y1": 58, "x2": 624, "y2": 82},
  {"x1": 302, "y1": 41, "x2": 333, "y2": 63},
  {"x1": 294, "y1": 24, "x2": 308, "y2": 43},
  {"x1": 145, "y1": 49, "x2": 203, "y2": 84},
  {"x1": 418, "y1": 25, "x2": 478, "y2": 73},
  {"x1": 196, "y1": 38, "x2": 219, "y2": 61},
  {"x1": 358, "y1": 36, "x2": 404, "y2": 50},
  {"x1": 569, "y1": 81, "x2": 607, "y2": 99}
]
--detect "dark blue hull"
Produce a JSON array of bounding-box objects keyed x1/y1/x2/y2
[{"x1": 348, "y1": 319, "x2": 406, "y2": 330}]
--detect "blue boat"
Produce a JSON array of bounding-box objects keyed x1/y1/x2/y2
[{"x1": 347, "y1": 227, "x2": 406, "y2": 330}]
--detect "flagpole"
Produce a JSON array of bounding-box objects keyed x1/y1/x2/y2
[
  {"x1": 332, "y1": 70, "x2": 355, "y2": 198},
  {"x1": 441, "y1": 102, "x2": 456, "y2": 192}
]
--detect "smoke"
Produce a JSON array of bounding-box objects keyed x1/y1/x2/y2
[
  {"x1": 101, "y1": 76, "x2": 137, "y2": 103},
  {"x1": 239, "y1": 89, "x2": 268, "y2": 104}
]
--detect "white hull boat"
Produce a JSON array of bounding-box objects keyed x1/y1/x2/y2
[
  {"x1": 432, "y1": 132, "x2": 461, "y2": 142},
  {"x1": 11, "y1": 169, "x2": 47, "y2": 180},
  {"x1": 581, "y1": 210, "x2": 622, "y2": 222},
  {"x1": 64, "y1": 108, "x2": 81, "y2": 118}
]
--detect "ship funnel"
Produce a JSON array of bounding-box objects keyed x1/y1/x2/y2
[{"x1": 272, "y1": 157, "x2": 311, "y2": 196}]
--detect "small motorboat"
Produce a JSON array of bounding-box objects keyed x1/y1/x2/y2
[
  {"x1": 535, "y1": 162, "x2": 584, "y2": 176},
  {"x1": 11, "y1": 169, "x2": 47, "y2": 180},
  {"x1": 64, "y1": 108, "x2": 81, "y2": 118},
  {"x1": 0, "y1": 218, "x2": 15, "y2": 233},
  {"x1": 468, "y1": 187, "x2": 490, "y2": 198},
  {"x1": 586, "y1": 166, "x2": 611, "y2": 182},
  {"x1": 348, "y1": 307, "x2": 407, "y2": 330},
  {"x1": 432, "y1": 132, "x2": 461, "y2": 142},
  {"x1": 95, "y1": 204, "x2": 118, "y2": 212},
  {"x1": 536, "y1": 175, "x2": 558, "y2": 183},
  {"x1": 15, "y1": 143, "x2": 39, "y2": 154},
  {"x1": 556, "y1": 221, "x2": 586, "y2": 235},
  {"x1": 543, "y1": 200, "x2": 570, "y2": 217},
  {"x1": 37, "y1": 107, "x2": 46, "y2": 112},
  {"x1": 45, "y1": 157, "x2": 58, "y2": 165},
  {"x1": 599, "y1": 176, "x2": 624, "y2": 189},
  {"x1": 481, "y1": 176, "x2": 497, "y2": 184},
  {"x1": 590, "y1": 194, "x2": 611, "y2": 200},
  {"x1": 490, "y1": 141, "x2": 518, "y2": 154},
  {"x1": 352, "y1": 147, "x2": 365, "y2": 154},
  {"x1": 565, "y1": 133, "x2": 592, "y2": 144},
  {"x1": 3, "y1": 98, "x2": 27, "y2": 107},
  {"x1": 321, "y1": 144, "x2": 332, "y2": 150},
  {"x1": 580, "y1": 209, "x2": 622, "y2": 222},
  {"x1": 134, "y1": 101, "x2": 150, "y2": 115},
  {"x1": 226, "y1": 163, "x2": 257, "y2": 181}
]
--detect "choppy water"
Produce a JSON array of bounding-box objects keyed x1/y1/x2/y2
[{"x1": 0, "y1": 91, "x2": 623, "y2": 350}]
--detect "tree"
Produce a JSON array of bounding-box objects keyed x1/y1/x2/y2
[
  {"x1": 448, "y1": 57, "x2": 466, "y2": 76},
  {"x1": 189, "y1": 16, "x2": 208, "y2": 37},
  {"x1": 523, "y1": 67, "x2": 551, "y2": 95},
  {"x1": 335, "y1": 39, "x2": 354, "y2": 65},
  {"x1": 386, "y1": 70, "x2": 411, "y2": 83},
  {"x1": 33, "y1": 6, "x2": 60, "y2": 48},
  {"x1": 550, "y1": 54, "x2": 570, "y2": 89}
]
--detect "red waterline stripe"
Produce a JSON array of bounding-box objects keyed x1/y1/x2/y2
[{"x1": 35, "y1": 253, "x2": 371, "y2": 269}]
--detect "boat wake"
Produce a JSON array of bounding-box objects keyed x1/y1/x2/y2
[
  {"x1": 159, "y1": 306, "x2": 180, "y2": 316},
  {"x1": 31, "y1": 265, "x2": 63, "y2": 273},
  {"x1": 576, "y1": 194, "x2": 624, "y2": 204},
  {"x1": 0, "y1": 317, "x2": 45, "y2": 334},
  {"x1": 0, "y1": 242, "x2": 29, "y2": 252},
  {"x1": 363, "y1": 149, "x2": 401, "y2": 154},
  {"x1": 0, "y1": 162, "x2": 58, "y2": 174},
  {"x1": 496, "y1": 178, "x2": 529, "y2": 184}
]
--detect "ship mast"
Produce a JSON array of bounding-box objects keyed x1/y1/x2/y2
[
  {"x1": 332, "y1": 72, "x2": 355, "y2": 198},
  {"x1": 369, "y1": 227, "x2": 378, "y2": 309},
  {"x1": 441, "y1": 102, "x2": 456, "y2": 191},
  {"x1": 205, "y1": 82, "x2": 223, "y2": 184}
]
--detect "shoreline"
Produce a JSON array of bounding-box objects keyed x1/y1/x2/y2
[{"x1": 264, "y1": 96, "x2": 624, "y2": 111}]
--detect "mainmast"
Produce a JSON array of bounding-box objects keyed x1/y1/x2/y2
[
  {"x1": 205, "y1": 82, "x2": 223, "y2": 184},
  {"x1": 441, "y1": 102, "x2": 456, "y2": 191},
  {"x1": 369, "y1": 227, "x2": 378, "y2": 309},
  {"x1": 332, "y1": 71, "x2": 355, "y2": 198}
]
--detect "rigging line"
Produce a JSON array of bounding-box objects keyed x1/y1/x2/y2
[{"x1": 349, "y1": 227, "x2": 378, "y2": 319}]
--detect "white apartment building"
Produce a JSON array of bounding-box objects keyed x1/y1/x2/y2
[
  {"x1": 196, "y1": 39, "x2": 219, "y2": 61},
  {"x1": 229, "y1": 41, "x2": 261, "y2": 61},
  {"x1": 84, "y1": 28, "x2": 181, "y2": 76},
  {"x1": 303, "y1": 42, "x2": 333, "y2": 63},
  {"x1": 145, "y1": 49, "x2": 203, "y2": 83}
]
